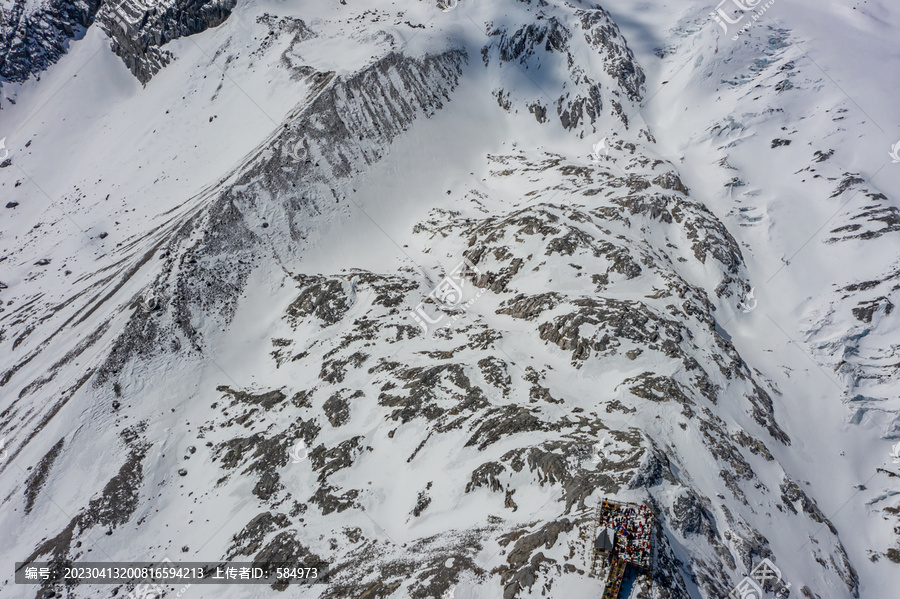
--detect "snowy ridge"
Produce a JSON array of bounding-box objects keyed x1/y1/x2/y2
[{"x1": 95, "y1": 47, "x2": 466, "y2": 382}]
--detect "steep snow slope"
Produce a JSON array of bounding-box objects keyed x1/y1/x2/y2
[
  {"x1": 0, "y1": 1, "x2": 898, "y2": 599},
  {"x1": 599, "y1": 2, "x2": 900, "y2": 596}
]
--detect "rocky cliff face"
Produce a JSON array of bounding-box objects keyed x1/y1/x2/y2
[
  {"x1": 0, "y1": 0, "x2": 102, "y2": 82},
  {"x1": 0, "y1": 0, "x2": 236, "y2": 85},
  {"x1": 100, "y1": 0, "x2": 238, "y2": 83}
]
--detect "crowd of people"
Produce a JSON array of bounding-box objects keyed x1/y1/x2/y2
[{"x1": 599, "y1": 501, "x2": 652, "y2": 568}]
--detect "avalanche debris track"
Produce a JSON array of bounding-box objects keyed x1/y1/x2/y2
[{"x1": 0, "y1": 1, "x2": 898, "y2": 599}]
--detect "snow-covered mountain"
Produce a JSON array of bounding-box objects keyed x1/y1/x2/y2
[{"x1": 1, "y1": 1, "x2": 899, "y2": 598}]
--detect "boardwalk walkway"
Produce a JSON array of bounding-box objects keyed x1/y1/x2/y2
[{"x1": 602, "y1": 556, "x2": 627, "y2": 599}]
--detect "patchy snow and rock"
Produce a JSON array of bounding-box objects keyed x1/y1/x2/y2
[{"x1": 1, "y1": 1, "x2": 899, "y2": 598}]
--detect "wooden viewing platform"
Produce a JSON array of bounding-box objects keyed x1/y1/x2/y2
[{"x1": 592, "y1": 499, "x2": 654, "y2": 599}]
